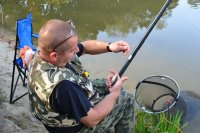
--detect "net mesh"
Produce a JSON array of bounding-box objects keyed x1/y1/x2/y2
[{"x1": 135, "y1": 75, "x2": 179, "y2": 113}]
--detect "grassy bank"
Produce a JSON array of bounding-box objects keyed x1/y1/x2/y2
[{"x1": 134, "y1": 110, "x2": 185, "y2": 133}]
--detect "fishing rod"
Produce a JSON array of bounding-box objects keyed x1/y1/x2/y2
[{"x1": 111, "y1": 0, "x2": 172, "y2": 85}]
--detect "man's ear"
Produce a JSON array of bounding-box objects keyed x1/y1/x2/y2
[{"x1": 49, "y1": 52, "x2": 58, "y2": 62}]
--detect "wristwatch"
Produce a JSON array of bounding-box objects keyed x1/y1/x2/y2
[{"x1": 107, "y1": 42, "x2": 112, "y2": 52}]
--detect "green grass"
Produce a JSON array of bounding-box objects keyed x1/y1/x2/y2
[{"x1": 134, "y1": 110, "x2": 184, "y2": 133}]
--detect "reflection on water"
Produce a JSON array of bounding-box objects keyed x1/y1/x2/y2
[
  {"x1": 1, "y1": 0, "x2": 200, "y2": 131},
  {"x1": 0, "y1": 0, "x2": 178, "y2": 39},
  {"x1": 187, "y1": 0, "x2": 200, "y2": 9}
]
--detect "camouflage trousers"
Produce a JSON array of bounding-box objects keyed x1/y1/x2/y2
[{"x1": 78, "y1": 79, "x2": 135, "y2": 133}]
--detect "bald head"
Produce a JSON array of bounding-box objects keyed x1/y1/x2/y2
[{"x1": 38, "y1": 19, "x2": 75, "y2": 52}]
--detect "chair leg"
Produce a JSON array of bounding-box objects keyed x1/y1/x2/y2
[
  {"x1": 23, "y1": 69, "x2": 27, "y2": 86},
  {"x1": 11, "y1": 92, "x2": 28, "y2": 104},
  {"x1": 11, "y1": 74, "x2": 20, "y2": 103},
  {"x1": 10, "y1": 64, "x2": 28, "y2": 104},
  {"x1": 17, "y1": 65, "x2": 27, "y2": 87},
  {"x1": 10, "y1": 62, "x2": 16, "y2": 104}
]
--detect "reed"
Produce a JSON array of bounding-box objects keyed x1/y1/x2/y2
[{"x1": 134, "y1": 109, "x2": 184, "y2": 133}]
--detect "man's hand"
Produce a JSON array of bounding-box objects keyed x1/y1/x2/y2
[
  {"x1": 81, "y1": 70, "x2": 128, "y2": 127},
  {"x1": 106, "y1": 70, "x2": 128, "y2": 95},
  {"x1": 109, "y1": 41, "x2": 130, "y2": 56}
]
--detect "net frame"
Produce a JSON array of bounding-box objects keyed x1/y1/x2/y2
[{"x1": 134, "y1": 75, "x2": 180, "y2": 114}]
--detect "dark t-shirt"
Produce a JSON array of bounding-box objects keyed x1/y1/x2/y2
[{"x1": 44, "y1": 43, "x2": 91, "y2": 133}]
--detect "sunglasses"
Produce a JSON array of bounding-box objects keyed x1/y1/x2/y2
[{"x1": 52, "y1": 20, "x2": 76, "y2": 52}]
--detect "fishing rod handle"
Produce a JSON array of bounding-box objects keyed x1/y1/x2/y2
[
  {"x1": 111, "y1": 74, "x2": 118, "y2": 86},
  {"x1": 104, "y1": 74, "x2": 118, "y2": 94}
]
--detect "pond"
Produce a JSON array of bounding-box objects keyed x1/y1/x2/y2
[{"x1": 0, "y1": 0, "x2": 200, "y2": 132}]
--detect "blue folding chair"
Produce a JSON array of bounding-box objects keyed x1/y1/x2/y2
[{"x1": 10, "y1": 13, "x2": 38, "y2": 104}]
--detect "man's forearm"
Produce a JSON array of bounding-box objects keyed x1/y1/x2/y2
[
  {"x1": 80, "y1": 92, "x2": 119, "y2": 127},
  {"x1": 81, "y1": 40, "x2": 110, "y2": 55},
  {"x1": 93, "y1": 92, "x2": 119, "y2": 119}
]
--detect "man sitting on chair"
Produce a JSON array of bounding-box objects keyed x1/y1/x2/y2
[{"x1": 28, "y1": 19, "x2": 135, "y2": 133}]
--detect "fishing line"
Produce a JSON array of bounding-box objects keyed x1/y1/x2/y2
[
  {"x1": 109, "y1": 0, "x2": 179, "y2": 114},
  {"x1": 111, "y1": 0, "x2": 172, "y2": 85}
]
